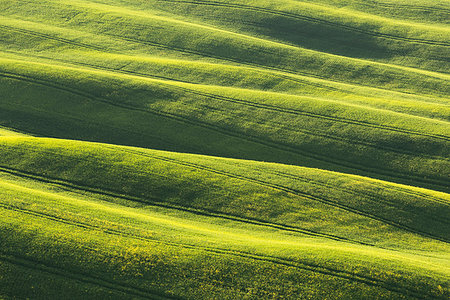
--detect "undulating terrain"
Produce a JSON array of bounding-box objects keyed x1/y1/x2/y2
[{"x1": 0, "y1": 0, "x2": 449, "y2": 299}]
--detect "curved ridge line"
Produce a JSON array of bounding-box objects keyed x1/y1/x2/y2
[
  {"x1": 0, "y1": 24, "x2": 104, "y2": 51},
  {"x1": 356, "y1": 1, "x2": 450, "y2": 13},
  {"x1": 0, "y1": 252, "x2": 175, "y2": 299},
  {"x1": 101, "y1": 30, "x2": 450, "y2": 97},
  {"x1": 150, "y1": 0, "x2": 450, "y2": 46},
  {"x1": 3, "y1": 19, "x2": 448, "y2": 99},
  {"x1": 0, "y1": 164, "x2": 368, "y2": 246},
  {"x1": 1, "y1": 44, "x2": 448, "y2": 143},
  {"x1": 261, "y1": 169, "x2": 450, "y2": 222},
  {"x1": 1, "y1": 70, "x2": 448, "y2": 190},
  {"x1": 32, "y1": 53, "x2": 447, "y2": 155},
  {"x1": 0, "y1": 205, "x2": 431, "y2": 299},
  {"x1": 108, "y1": 146, "x2": 450, "y2": 243}
]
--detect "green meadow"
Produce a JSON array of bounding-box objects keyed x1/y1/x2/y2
[{"x1": 0, "y1": 0, "x2": 448, "y2": 299}]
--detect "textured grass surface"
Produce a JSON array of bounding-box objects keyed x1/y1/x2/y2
[
  {"x1": 0, "y1": 137, "x2": 448, "y2": 299},
  {"x1": 0, "y1": 0, "x2": 449, "y2": 299}
]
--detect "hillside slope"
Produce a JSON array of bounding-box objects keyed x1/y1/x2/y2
[
  {"x1": 0, "y1": 137, "x2": 448, "y2": 299},
  {"x1": 0, "y1": 0, "x2": 449, "y2": 299}
]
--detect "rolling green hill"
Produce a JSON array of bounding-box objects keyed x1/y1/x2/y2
[{"x1": 0, "y1": 0, "x2": 449, "y2": 299}]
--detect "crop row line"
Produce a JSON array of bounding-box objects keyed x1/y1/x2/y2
[
  {"x1": 1, "y1": 70, "x2": 448, "y2": 191},
  {"x1": 262, "y1": 168, "x2": 450, "y2": 223},
  {"x1": 0, "y1": 252, "x2": 175, "y2": 299},
  {"x1": 7, "y1": 33, "x2": 448, "y2": 146},
  {"x1": 0, "y1": 99, "x2": 196, "y2": 153},
  {"x1": 112, "y1": 56, "x2": 450, "y2": 142},
  {"x1": 3, "y1": 145, "x2": 447, "y2": 246},
  {"x1": 152, "y1": 0, "x2": 450, "y2": 47},
  {"x1": 11, "y1": 53, "x2": 450, "y2": 151},
  {"x1": 0, "y1": 203, "x2": 429, "y2": 298},
  {"x1": 0, "y1": 24, "x2": 104, "y2": 51},
  {"x1": 11, "y1": 0, "x2": 450, "y2": 49},
  {"x1": 3, "y1": 44, "x2": 448, "y2": 145},
  {"x1": 4, "y1": 20, "x2": 447, "y2": 101},
  {"x1": 0, "y1": 26, "x2": 348, "y2": 96},
  {"x1": 107, "y1": 146, "x2": 450, "y2": 243},
  {"x1": 264, "y1": 169, "x2": 450, "y2": 206},
  {"x1": 357, "y1": 1, "x2": 450, "y2": 13},
  {"x1": 103, "y1": 28, "x2": 450, "y2": 98},
  {"x1": 100, "y1": 141, "x2": 450, "y2": 228},
  {"x1": 168, "y1": 100, "x2": 449, "y2": 160},
  {"x1": 269, "y1": 168, "x2": 450, "y2": 209},
  {"x1": 0, "y1": 164, "x2": 368, "y2": 246}
]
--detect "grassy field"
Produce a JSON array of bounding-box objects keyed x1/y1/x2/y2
[{"x1": 0, "y1": 0, "x2": 449, "y2": 299}]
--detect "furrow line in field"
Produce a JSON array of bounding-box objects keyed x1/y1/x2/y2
[
  {"x1": 0, "y1": 164, "x2": 369, "y2": 246},
  {"x1": 0, "y1": 24, "x2": 104, "y2": 51},
  {"x1": 22, "y1": 52, "x2": 448, "y2": 156},
  {"x1": 4, "y1": 46, "x2": 449, "y2": 145},
  {"x1": 0, "y1": 204, "x2": 429, "y2": 298},
  {"x1": 0, "y1": 99, "x2": 192, "y2": 151},
  {"x1": 0, "y1": 38, "x2": 345, "y2": 96},
  {"x1": 0, "y1": 251, "x2": 250, "y2": 296},
  {"x1": 152, "y1": 0, "x2": 450, "y2": 46},
  {"x1": 261, "y1": 169, "x2": 450, "y2": 223},
  {"x1": 104, "y1": 144, "x2": 450, "y2": 226},
  {"x1": 3, "y1": 22, "x2": 447, "y2": 101},
  {"x1": 269, "y1": 169, "x2": 450, "y2": 208},
  {"x1": 4, "y1": 144, "x2": 447, "y2": 248},
  {"x1": 357, "y1": 1, "x2": 450, "y2": 13},
  {"x1": 71, "y1": 56, "x2": 450, "y2": 144},
  {"x1": 101, "y1": 30, "x2": 450, "y2": 97},
  {"x1": 1, "y1": 70, "x2": 448, "y2": 190},
  {"x1": 0, "y1": 252, "x2": 175, "y2": 300},
  {"x1": 112, "y1": 147, "x2": 450, "y2": 243},
  {"x1": 1, "y1": 45, "x2": 450, "y2": 124}
]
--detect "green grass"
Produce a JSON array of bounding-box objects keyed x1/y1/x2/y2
[
  {"x1": 0, "y1": 0, "x2": 449, "y2": 298},
  {"x1": 0, "y1": 137, "x2": 448, "y2": 299}
]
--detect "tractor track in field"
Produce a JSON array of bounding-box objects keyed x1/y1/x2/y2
[
  {"x1": 1, "y1": 70, "x2": 449, "y2": 191},
  {"x1": 1, "y1": 142, "x2": 448, "y2": 243},
  {"x1": 359, "y1": 1, "x2": 450, "y2": 13},
  {"x1": 107, "y1": 146, "x2": 450, "y2": 243},
  {"x1": 3, "y1": 20, "x2": 449, "y2": 100},
  {"x1": 0, "y1": 24, "x2": 104, "y2": 52},
  {"x1": 0, "y1": 28, "x2": 347, "y2": 95},
  {"x1": 0, "y1": 252, "x2": 177, "y2": 300},
  {"x1": 102, "y1": 30, "x2": 450, "y2": 97},
  {"x1": 2, "y1": 51, "x2": 449, "y2": 149},
  {"x1": 0, "y1": 164, "x2": 369, "y2": 246},
  {"x1": 3, "y1": 30, "x2": 447, "y2": 113},
  {"x1": 2, "y1": 49, "x2": 449, "y2": 147},
  {"x1": 259, "y1": 169, "x2": 450, "y2": 224},
  {"x1": 111, "y1": 144, "x2": 450, "y2": 226},
  {"x1": 0, "y1": 100, "x2": 182, "y2": 150},
  {"x1": 0, "y1": 204, "x2": 433, "y2": 299},
  {"x1": 150, "y1": 0, "x2": 450, "y2": 47},
  {"x1": 264, "y1": 169, "x2": 450, "y2": 210},
  {"x1": 9, "y1": 0, "x2": 450, "y2": 47},
  {"x1": 79, "y1": 59, "x2": 450, "y2": 144},
  {"x1": 2, "y1": 140, "x2": 448, "y2": 236},
  {"x1": 0, "y1": 250, "x2": 259, "y2": 297}
]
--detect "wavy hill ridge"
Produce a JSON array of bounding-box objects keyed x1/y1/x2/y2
[
  {"x1": 0, "y1": 0, "x2": 449, "y2": 299},
  {"x1": 0, "y1": 136, "x2": 449, "y2": 299}
]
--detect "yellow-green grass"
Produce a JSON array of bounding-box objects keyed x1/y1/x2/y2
[
  {"x1": 0, "y1": 56, "x2": 448, "y2": 192},
  {"x1": 0, "y1": 137, "x2": 448, "y2": 299},
  {"x1": 1, "y1": 136, "x2": 449, "y2": 249},
  {"x1": 1, "y1": 36, "x2": 449, "y2": 120},
  {"x1": 1, "y1": 0, "x2": 449, "y2": 77},
  {"x1": 0, "y1": 126, "x2": 29, "y2": 136},
  {"x1": 287, "y1": 0, "x2": 450, "y2": 24},
  {"x1": 0, "y1": 0, "x2": 449, "y2": 298}
]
